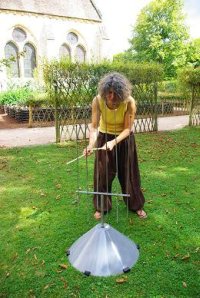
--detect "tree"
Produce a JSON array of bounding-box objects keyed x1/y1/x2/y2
[
  {"x1": 113, "y1": 50, "x2": 135, "y2": 63},
  {"x1": 186, "y1": 38, "x2": 200, "y2": 68},
  {"x1": 129, "y1": 0, "x2": 189, "y2": 77}
]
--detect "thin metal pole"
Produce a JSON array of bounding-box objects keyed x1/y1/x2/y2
[
  {"x1": 100, "y1": 194, "x2": 104, "y2": 227},
  {"x1": 96, "y1": 97, "x2": 100, "y2": 212},
  {"x1": 104, "y1": 100, "x2": 109, "y2": 215},
  {"x1": 126, "y1": 114, "x2": 132, "y2": 218},
  {"x1": 77, "y1": 190, "x2": 130, "y2": 197},
  {"x1": 84, "y1": 117, "x2": 89, "y2": 192},
  {"x1": 66, "y1": 148, "x2": 103, "y2": 165},
  {"x1": 75, "y1": 124, "x2": 80, "y2": 210},
  {"x1": 84, "y1": 116, "x2": 89, "y2": 221},
  {"x1": 114, "y1": 108, "x2": 119, "y2": 223}
]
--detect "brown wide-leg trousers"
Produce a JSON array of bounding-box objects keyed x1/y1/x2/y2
[{"x1": 93, "y1": 132, "x2": 145, "y2": 212}]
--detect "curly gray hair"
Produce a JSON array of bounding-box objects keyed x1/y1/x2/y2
[{"x1": 98, "y1": 72, "x2": 132, "y2": 101}]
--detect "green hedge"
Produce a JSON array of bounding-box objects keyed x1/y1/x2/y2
[
  {"x1": 43, "y1": 60, "x2": 164, "y2": 106},
  {"x1": 43, "y1": 60, "x2": 164, "y2": 85}
]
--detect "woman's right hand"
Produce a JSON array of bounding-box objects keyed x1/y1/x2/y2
[{"x1": 83, "y1": 145, "x2": 93, "y2": 156}]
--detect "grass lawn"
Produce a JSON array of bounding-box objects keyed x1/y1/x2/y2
[{"x1": 0, "y1": 127, "x2": 200, "y2": 298}]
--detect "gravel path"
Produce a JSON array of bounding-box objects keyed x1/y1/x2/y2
[{"x1": 0, "y1": 115, "x2": 189, "y2": 148}]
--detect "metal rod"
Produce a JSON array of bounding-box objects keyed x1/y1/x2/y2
[
  {"x1": 85, "y1": 117, "x2": 89, "y2": 193},
  {"x1": 96, "y1": 96, "x2": 100, "y2": 212},
  {"x1": 76, "y1": 190, "x2": 130, "y2": 197},
  {"x1": 127, "y1": 115, "x2": 132, "y2": 218},
  {"x1": 104, "y1": 100, "x2": 109, "y2": 213},
  {"x1": 66, "y1": 148, "x2": 105, "y2": 165},
  {"x1": 67, "y1": 154, "x2": 84, "y2": 165},
  {"x1": 100, "y1": 194, "x2": 104, "y2": 227},
  {"x1": 84, "y1": 116, "x2": 89, "y2": 222},
  {"x1": 75, "y1": 124, "x2": 80, "y2": 207},
  {"x1": 114, "y1": 108, "x2": 119, "y2": 222}
]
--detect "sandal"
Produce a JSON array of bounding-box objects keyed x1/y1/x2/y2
[
  {"x1": 94, "y1": 211, "x2": 101, "y2": 220},
  {"x1": 94, "y1": 210, "x2": 110, "y2": 220},
  {"x1": 136, "y1": 209, "x2": 147, "y2": 219}
]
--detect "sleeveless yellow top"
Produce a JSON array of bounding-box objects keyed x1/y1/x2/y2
[{"x1": 98, "y1": 97, "x2": 128, "y2": 135}]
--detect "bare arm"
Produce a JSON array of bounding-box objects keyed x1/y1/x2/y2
[
  {"x1": 116, "y1": 96, "x2": 136, "y2": 143},
  {"x1": 101, "y1": 97, "x2": 136, "y2": 150},
  {"x1": 83, "y1": 96, "x2": 100, "y2": 155}
]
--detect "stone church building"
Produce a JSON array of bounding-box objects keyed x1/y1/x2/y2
[{"x1": 0, "y1": 0, "x2": 110, "y2": 89}]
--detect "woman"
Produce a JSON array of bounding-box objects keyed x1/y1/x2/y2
[{"x1": 84, "y1": 72, "x2": 147, "y2": 220}]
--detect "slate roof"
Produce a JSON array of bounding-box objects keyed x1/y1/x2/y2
[{"x1": 0, "y1": 0, "x2": 102, "y2": 21}]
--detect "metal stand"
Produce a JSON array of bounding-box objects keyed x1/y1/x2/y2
[
  {"x1": 67, "y1": 192, "x2": 140, "y2": 277},
  {"x1": 67, "y1": 114, "x2": 140, "y2": 276}
]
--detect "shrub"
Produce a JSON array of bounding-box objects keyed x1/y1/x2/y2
[
  {"x1": 0, "y1": 87, "x2": 33, "y2": 106},
  {"x1": 0, "y1": 86, "x2": 50, "y2": 107},
  {"x1": 43, "y1": 60, "x2": 164, "y2": 106}
]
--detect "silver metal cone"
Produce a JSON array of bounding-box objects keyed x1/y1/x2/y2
[{"x1": 68, "y1": 223, "x2": 139, "y2": 276}]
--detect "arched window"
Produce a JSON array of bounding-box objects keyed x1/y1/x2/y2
[
  {"x1": 4, "y1": 42, "x2": 20, "y2": 78},
  {"x1": 75, "y1": 45, "x2": 86, "y2": 63},
  {"x1": 59, "y1": 44, "x2": 71, "y2": 60},
  {"x1": 23, "y1": 43, "x2": 36, "y2": 78}
]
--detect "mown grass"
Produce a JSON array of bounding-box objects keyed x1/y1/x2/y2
[{"x1": 0, "y1": 127, "x2": 199, "y2": 298}]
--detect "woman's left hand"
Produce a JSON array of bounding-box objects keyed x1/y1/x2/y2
[{"x1": 101, "y1": 140, "x2": 116, "y2": 151}]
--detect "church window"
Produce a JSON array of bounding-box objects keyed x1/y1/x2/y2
[
  {"x1": 12, "y1": 28, "x2": 27, "y2": 42},
  {"x1": 67, "y1": 32, "x2": 78, "y2": 45},
  {"x1": 59, "y1": 44, "x2": 71, "y2": 60},
  {"x1": 75, "y1": 45, "x2": 86, "y2": 63},
  {"x1": 4, "y1": 42, "x2": 20, "y2": 78},
  {"x1": 23, "y1": 43, "x2": 36, "y2": 78}
]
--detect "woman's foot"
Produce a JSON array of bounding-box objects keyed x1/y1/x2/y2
[
  {"x1": 136, "y1": 209, "x2": 147, "y2": 219},
  {"x1": 94, "y1": 211, "x2": 101, "y2": 220}
]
